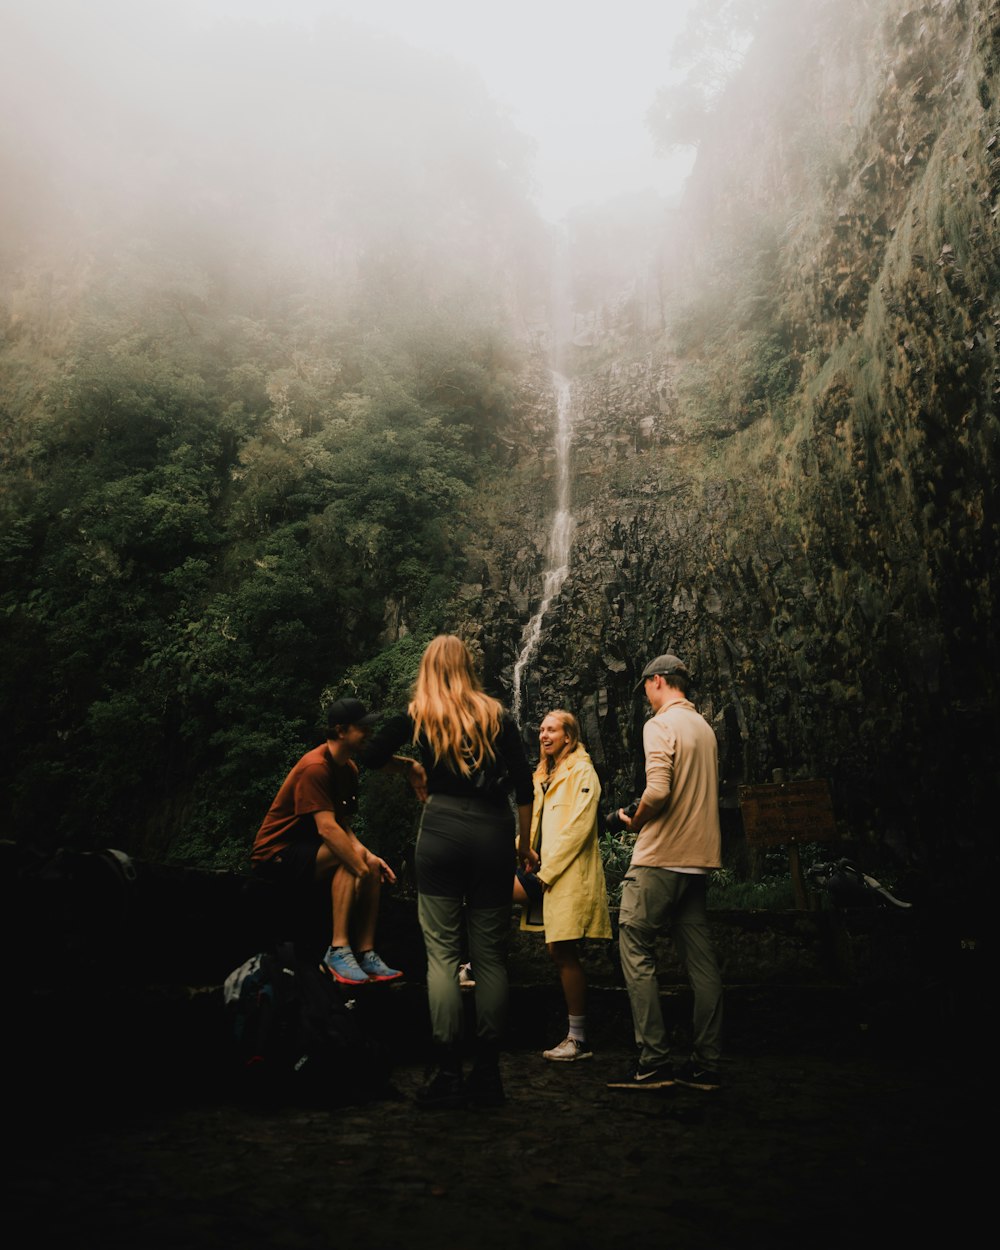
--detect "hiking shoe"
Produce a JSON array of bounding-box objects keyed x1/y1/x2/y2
[
  {"x1": 466, "y1": 1064, "x2": 506, "y2": 1108},
  {"x1": 542, "y1": 1036, "x2": 593, "y2": 1062},
  {"x1": 458, "y1": 962, "x2": 476, "y2": 991},
  {"x1": 606, "y1": 1060, "x2": 675, "y2": 1089},
  {"x1": 322, "y1": 946, "x2": 369, "y2": 985},
  {"x1": 415, "y1": 1068, "x2": 466, "y2": 1110},
  {"x1": 358, "y1": 949, "x2": 403, "y2": 983},
  {"x1": 674, "y1": 1061, "x2": 721, "y2": 1091}
]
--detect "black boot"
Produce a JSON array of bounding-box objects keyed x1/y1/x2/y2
[
  {"x1": 467, "y1": 1038, "x2": 505, "y2": 1108},
  {"x1": 415, "y1": 1044, "x2": 466, "y2": 1110}
]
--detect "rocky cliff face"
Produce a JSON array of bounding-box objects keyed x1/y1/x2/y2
[{"x1": 456, "y1": 0, "x2": 999, "y2": 888}]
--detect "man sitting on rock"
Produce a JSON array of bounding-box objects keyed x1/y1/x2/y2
[{"x1": 251, "y1": 697, "x2": 426, "y2": 985}]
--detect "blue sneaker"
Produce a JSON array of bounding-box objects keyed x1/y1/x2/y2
[
  {"x1": 323, "y1": 946, "x2": 369, "y2": 985},
  {"x1": 357, "y1": 949, "x2": 403, "y2": 983}
]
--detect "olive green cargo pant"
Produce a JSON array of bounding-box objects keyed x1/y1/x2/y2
[
  {"x1": 618, "y1": 866, "x2": 723, "y2": 1069},
  {"x1": 417, "y1": 894, "x2": 510, "y2": 1046}
]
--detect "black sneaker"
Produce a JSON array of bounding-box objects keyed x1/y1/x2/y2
[
  {"x1": 414, "y1": 1068, "x2": 466, "y2": 1110},
  {"x1": 606, "y1": 1060, "x2": 675, "y2": 1089},
  {"x1": 674, "y1": 1061, "x2": 721, "y2": 1091}
]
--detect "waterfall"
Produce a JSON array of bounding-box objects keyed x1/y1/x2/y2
[{"x1": 512, "y1": 373, "x2": 574, "y2": 725}]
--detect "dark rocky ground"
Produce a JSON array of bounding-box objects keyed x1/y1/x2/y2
[
  {"x1": 5, "y1": 858, "x2": 990, "y2": 1249},
  {"x1": 7, "y1": 976, "x2": 985, "y2": 1250}
]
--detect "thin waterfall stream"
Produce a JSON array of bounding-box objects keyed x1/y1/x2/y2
[{"x1": 512, "y1": 373, "x2": 574, "y2": 725}]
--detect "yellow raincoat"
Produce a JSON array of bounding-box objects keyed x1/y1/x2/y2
[{"x1": 521, "y1": 746, "x2": 612, "y2": 943}]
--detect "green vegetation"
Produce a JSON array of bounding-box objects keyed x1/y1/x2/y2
[
  {"x1": 2, "y1": 0, "x2": 997, "y2": 901},
  {"x1": 600, "y1": 841, "x2": 805, "y2": 911},
  {"x1": 0, "y1": 266, "x2": 526, "y2": 865},
  {"x1": 706, "y1": 870, "x2": 797, "y2": 911},
  {"x1": 597, "y1": 832, "x2": 635, "y2": 907},
  {"x1": 0, "y1": 16, "x2": 542, "y2": 867}
]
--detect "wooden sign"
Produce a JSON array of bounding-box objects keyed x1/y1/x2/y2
[{"x1": 737, "y1": 780, "x2": 837, "y2": 848}]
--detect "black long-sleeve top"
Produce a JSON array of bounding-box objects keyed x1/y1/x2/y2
[{"x1": 362, "y1": 711, "x2": 533, "y2": 808}]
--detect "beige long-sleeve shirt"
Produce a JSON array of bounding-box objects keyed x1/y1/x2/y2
[{"x1": 631, "y1": 699, "x2": 722, "y2": 870}]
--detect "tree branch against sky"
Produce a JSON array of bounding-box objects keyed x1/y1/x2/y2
[{"x1": 647, "y1": 0, "x2": 766, "y2": 151}]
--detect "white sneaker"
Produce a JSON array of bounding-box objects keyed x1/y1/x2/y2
[
  {"x1": 458, "y1": 962, "x2": 476, "y2": 991},
  {"x1": 542, "y1": 1036, "x2": 593, "y2": 1062}
]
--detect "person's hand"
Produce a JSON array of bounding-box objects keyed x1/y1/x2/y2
[
  {"x1": 617, "y1": 807, "x2": 635, "y2": 833},
  {"x1": 519, "y1": 846, "x2": 540, "y2": 874},
  {"x1": 407, "y1": 760, "x2": 428, "y2": 803},
  {"x1": 374, "y1": 856, "x2": 397, "y2": 885}
]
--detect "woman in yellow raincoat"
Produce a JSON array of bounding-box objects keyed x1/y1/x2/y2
[{"x1": 517, "y1": 709, "x2": 612, "y2": 1061}]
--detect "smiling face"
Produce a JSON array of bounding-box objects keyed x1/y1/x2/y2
[{"x1": 538, "y1": 713, "x2": 571, "y2": 763}]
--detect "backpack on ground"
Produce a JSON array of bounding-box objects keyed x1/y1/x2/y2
[{"x1": 224, "y1": 942, "x2": 393, "y2": 1108}]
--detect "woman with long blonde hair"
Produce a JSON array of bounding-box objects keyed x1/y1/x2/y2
[
  {"x1": 517, "y1": 708, "x2": 612, "y2": 1062},
  {"x1": 364, "y1": 635, "x2": 533, "y2": 1108}
]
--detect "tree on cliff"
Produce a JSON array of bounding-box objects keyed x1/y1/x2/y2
[{"x1": 646, "y1": 0, "x2": 770, "y2": 150}]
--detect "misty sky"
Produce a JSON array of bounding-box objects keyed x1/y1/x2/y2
[{"x1": 4, "y1": 0, "x2": 698, "y2": 222}]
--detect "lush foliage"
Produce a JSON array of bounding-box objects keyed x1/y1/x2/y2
[
  {"x1": 0, "y1": 15, "x2": 541, "y2": 866},
  {"x1": 3, "y1": 0, "x2": 997, "y2": 906},
  {"x1": 0, "y1": 262, "x2": 529, "y2": 863}
]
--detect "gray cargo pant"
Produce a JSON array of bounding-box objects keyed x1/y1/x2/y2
[{"x1": 618, "y1": 866, "x2": 723, "y2": 1068}]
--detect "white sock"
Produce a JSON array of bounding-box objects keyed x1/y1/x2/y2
[{"x1": 568, "y1": 1014, "x2": 586, "y2": 1042}]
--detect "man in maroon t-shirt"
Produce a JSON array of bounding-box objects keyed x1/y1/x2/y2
[{"x1": 252, "y1": 697, "x2": 426, "y2": 985}]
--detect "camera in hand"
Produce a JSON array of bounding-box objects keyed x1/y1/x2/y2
[{"x1": 603, "y1": 799, "x2": 639, "y2": 836}]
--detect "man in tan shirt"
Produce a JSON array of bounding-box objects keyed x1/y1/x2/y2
[{"x1": 607, "y1": 654, "x2": 724, "y2": 1091}]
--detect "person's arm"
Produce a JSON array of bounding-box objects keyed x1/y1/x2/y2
[
  {"x1": 621, "y1": 720, "x2": 674, "y2": 834},
  {"x1": 485, "y1": 713, "x2": 533, "y2": 870},
  {"x1": 314, "y1": 810, "x2": 369, "y2": 877},
  {"x1": 517, "y1": 772, "x2": 540, "y2": 875},
  {"x1": 516, "y1": 803, "x2": 535, "y2": 870},
  {"x1": 360, "y1": 714, "x2": 428, "y2": 802},
  {"x1": 499, "y1": 714, "x2": 534, "y2": 805},
  {"x1": 379, "y1": 753, "x2": 428, "y2": 803},
  {"x1": 619, "y1": 798, "x2": 657, "y2": 835},
  {"x1": 313, "y1": 811, "x2": 398, "y2": 884},
  {"x1": 360, "y1": 715, "x2": 412, "y2": 770},
  {"x1": 621, "y1": 787, "x2": 667, "y2": 835}
]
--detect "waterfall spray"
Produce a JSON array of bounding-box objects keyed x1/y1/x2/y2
[{"x1": 512, "y1": 373, "x2": 574, "y2": 725}]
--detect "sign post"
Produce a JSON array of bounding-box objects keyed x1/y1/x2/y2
[{"x1": 737, "y1": 779, "x2": 837, "y2": 909}]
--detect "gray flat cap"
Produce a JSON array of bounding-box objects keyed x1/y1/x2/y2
[{"x1": 633, "y1": 653, "x2": 689, "y2": 694}]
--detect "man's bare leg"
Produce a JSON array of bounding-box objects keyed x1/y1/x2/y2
[
  {"x1": 317, "y1": 845, "x2": 400, "y2": 982},
  {"x1": 315, "y1": 844, "x2": 365, "y2": 947},
  {"x1": 329, "y1": 862, "x2": 358, "y2": 947},
  {"x1": 352, "y1": 855, "x2": 381, "y2": 951},
  {"x1": 317, "y1": 846, "x2": 379, "y2": 948}
]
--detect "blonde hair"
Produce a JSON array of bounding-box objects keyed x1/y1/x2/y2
[
  {"x1": 409, "y1": 635, "x2": 504, "y2": 776},
  {"x1": 536, "y1": 708, "x2": 581, "y2": 778}
]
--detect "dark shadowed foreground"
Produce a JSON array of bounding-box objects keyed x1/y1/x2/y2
[
  {"x1": 8, "y1": 981, "x2": 980, "y2": 1250},
  {"x1": 5, "y1": 856, "x2": 988, "y2": 1247}
]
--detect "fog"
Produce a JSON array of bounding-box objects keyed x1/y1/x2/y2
[
  {"x1": 0, "y1": 0, "x2": 698, "y2": 260},
  {"x1": 298, "y1": 0, "x2": 700, "y2": 218}
]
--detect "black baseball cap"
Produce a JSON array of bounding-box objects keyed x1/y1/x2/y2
[
  {"x1": 633, "y1": 653, "x2": 689, "y2": 694},
  {"x1": 325, "y1": 697, "x2": 378, "y2": 732}
]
